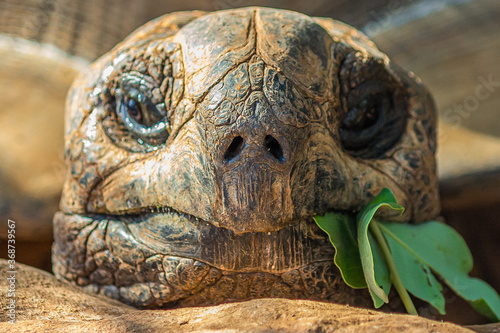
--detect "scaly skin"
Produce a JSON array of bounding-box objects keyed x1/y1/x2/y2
[
  {"x1": 53, "y1": 212, "x2": 372, "y2": 308},
  {"x1": 53, "y1": 7, "x2": 439, "y2": 309}
]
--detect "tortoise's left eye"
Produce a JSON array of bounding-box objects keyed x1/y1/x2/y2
[
  {"x1": 115, "y1": 75, "x2": 169, "y2": 144},
  {"x1": 340, "y1": 81, "x2": 407, "y2": 159}
]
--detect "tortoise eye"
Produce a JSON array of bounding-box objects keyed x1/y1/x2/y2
[
  {"x1": 340, "y1": 82, "x2": 407, "y2": 158},
  {"x1": 125, "y1": 96, "x2": 142, "y2": 122},
  {"x1": 343, "y1": 92, "x2": 387, "y2": 131},
  {"x1": 115, "y1": 75, "x2": 169, "y2": 144}
]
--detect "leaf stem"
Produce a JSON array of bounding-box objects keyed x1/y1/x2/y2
[{"x1": 370, "y1": 220, "x2": 418, "y2": 316}]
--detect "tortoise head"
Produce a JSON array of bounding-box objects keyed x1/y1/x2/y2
[{"x1": 54, "y1": 7, "x2": 439, "y2": 308}]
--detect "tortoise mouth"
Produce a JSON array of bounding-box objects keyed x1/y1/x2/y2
[
  {"x1": 65, "y1": 206, "x2": 337, "y2": 274},
  {"x1": 52, "y1": 210, "x2": 372, "y2": 308}
]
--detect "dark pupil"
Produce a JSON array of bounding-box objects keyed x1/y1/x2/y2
[
  {"x1": 363, "y1": 98, "x2": 379, "y2": 127},
  {"x1": 344, "y1": 93, "x2": 386, "y2": 130},
  {"x1": 126, "y1": 98, "x2": 142, "y2": 121}
]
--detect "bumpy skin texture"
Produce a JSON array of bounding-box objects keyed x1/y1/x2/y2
[{"x1": 53, "y1": 7, "x2": 440, "y2": 308}]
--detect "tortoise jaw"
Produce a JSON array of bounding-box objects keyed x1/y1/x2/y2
[
  {"x1": 53, "y1": 210, "x2": 361, "y2": 308},
  {"x1": 105, "y1": 208, "x2": 336, "y2": 274},
  {"x1": 54, "y1": 210, "x2": 370, "y2": 309},
  {"x1": 54, "y1": 206, "x2": 337, "y2": 274}
]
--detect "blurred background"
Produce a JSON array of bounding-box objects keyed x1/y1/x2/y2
[{"x1": 0, "y1": 0, "x2": 499, "y2": 324}]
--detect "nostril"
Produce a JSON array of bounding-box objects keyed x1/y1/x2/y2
[
  {"x1": 264, "y1": 135, "x2": 284, "y2": 162},
  {"x1": 224, "y1": 136, "x2": 244, "y2": 162}
]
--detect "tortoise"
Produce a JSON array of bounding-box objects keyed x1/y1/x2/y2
[{"x1": 52, "y1": 7, "x2": 440, "y2": 309}]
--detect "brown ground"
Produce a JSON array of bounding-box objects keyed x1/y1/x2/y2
[{"x1": 0, "y1": 260, "x2": 474, "y2": 333}]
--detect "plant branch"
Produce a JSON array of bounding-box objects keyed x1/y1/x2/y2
[{"x1": 370, "y1": 220, "x2": 418, "y2": 316}]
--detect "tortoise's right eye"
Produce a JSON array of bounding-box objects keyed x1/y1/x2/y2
[
  {"x1": 123, "y1": 93, "x2": 143, "y2": 122},
  {"x1": 115, "y1": 74, "x2": 170, "y2": 145}
]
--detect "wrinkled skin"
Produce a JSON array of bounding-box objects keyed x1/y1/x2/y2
[{"x1": 53, "y1": 7, "x2": 440, "y2": 308}]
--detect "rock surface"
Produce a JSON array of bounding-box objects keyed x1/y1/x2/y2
[{"x1": 0, "y1": 260, "x2": 473, "y2": 332}]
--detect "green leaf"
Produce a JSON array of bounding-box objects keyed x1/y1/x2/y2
[
  {"x1": 314, "y1": 187, "x2": 500, "y2": 321},
  {"x1": 376, "y1": 221, "x2": 445, "y2": 314},
  {"x1": 368, "y1": 231, "x2": 391, "y2": 307},
  {"x1": 314, "y1": 213, "x2": 365, "y2": 288},
  {"x1": 357, "y1": 188, "x2": 404, "y2": 305},
  {"x1": 314, "y1": 211, "x2": 391, "y2": 308},
  {"x1": 379, "y1": 221, "x2": 500, "y2": 321}
]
